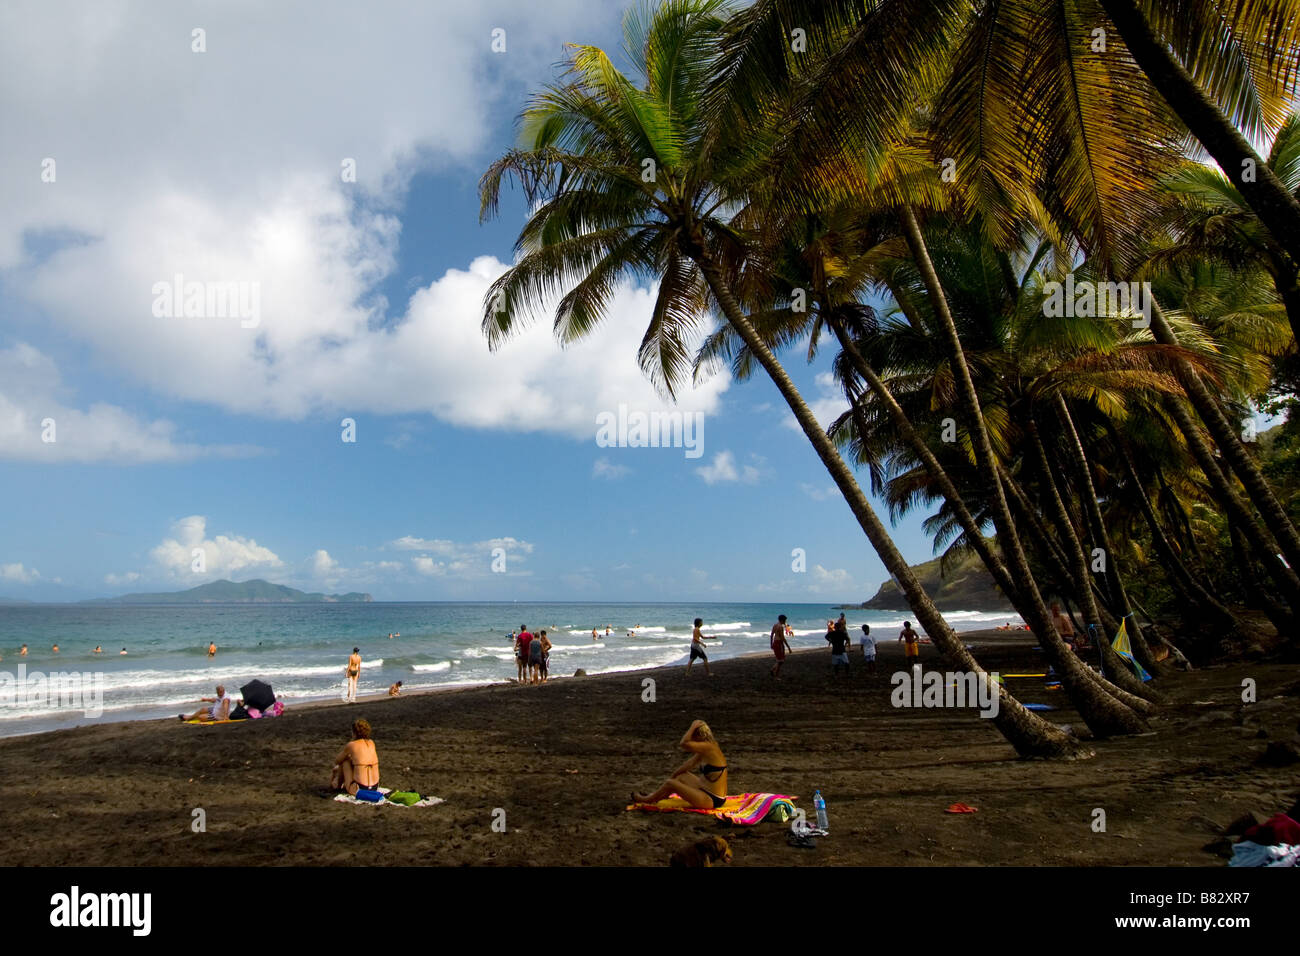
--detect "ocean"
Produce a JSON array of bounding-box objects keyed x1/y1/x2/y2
[{"x1": 0, "y1": 602, "x2": 1019, "y2": 736}]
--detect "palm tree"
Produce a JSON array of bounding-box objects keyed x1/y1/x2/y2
[
  {"x1": 478, "y1": 0, "x2": 1083, "y2": 757},
  {"x1": 715, "y1": 0, "x2": 1300, "y2": 583}
]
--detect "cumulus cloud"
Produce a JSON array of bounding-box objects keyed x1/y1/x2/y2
[
  {"x1": 783, "y1": 372, "x2": 849, "y2": 433},
  {"x1": 402, "y1": 535, "x2": 534, "y2": 578},
  {"x1": 697, "y1": 450, "x2": 760, "y2": 485},
  {"x1": 149, "y1": 515, "x2": 282, "y2": 579},
  {"x1": 1, "y1": 563, "x2": 40, "y2": 584},
  {"x1": 808, "y1": 564, "x2": 855, "y2": 594},
  {"x1": 103, "y1": 571, "x2": 140, "y2": 587},
  {"x1": 3, "y1": 2, "x2": 727, "y2": 446},
  {"x1": 0, "y1": 344, "x2": 260, "y2": 463}
]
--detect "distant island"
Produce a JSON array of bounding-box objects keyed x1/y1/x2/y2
[
  {"x1": 838, "y1": 549, "x2": 1015, "y2": 613},
  {"x1": 83, "y1": 578, "x2": 373, "y2": 604}
]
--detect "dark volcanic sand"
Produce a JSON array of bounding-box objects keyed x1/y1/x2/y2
[{"x1": 1, "y1": 629, "x2": 1296, "y2": 866}]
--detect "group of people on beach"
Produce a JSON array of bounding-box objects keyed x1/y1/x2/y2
[{"x1": 509, "y1": 626, "x2": 552, "y2": 684}]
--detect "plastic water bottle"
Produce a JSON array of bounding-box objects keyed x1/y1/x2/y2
[{"x1": 814, "y1": 790, "x2": 828, "y2": 830}]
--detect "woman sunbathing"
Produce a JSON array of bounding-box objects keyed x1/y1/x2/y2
[
  {"x1": 631, "y1": 719, "x2": 728, "y2": 810},
  {"x1": 330, "y1": 718, "x2": 380, "y2": 795}
]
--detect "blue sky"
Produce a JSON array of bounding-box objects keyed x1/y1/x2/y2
[{"x1": 0, "y1": 0, "x2": 939, "y2": 603}]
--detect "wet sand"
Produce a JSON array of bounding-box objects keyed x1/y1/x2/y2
[{"x1": 0, "y1": 628, "x2": 1296, "y2": 866}]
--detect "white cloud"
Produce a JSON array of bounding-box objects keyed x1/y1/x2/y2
[
  {"x1": 412, "y1": 556, "x2": 445, "y2": 577},
  {"x1": 103, "y1": 571, "x2": 140, "y2": 587},
  {"x1": 0, "y1": 563, "x2": 40, "y2": 584},
  {"x1": 697, "y1": 450, "x2": 760, "y2": 485},
  {"x1": 149, "y1": 515, "x2": 282, "y2": 579},
  {"x1": 0, "y1": 344, "x2": 260, "y2": 463},
  {"x1": 404, "y1": 535, "x2": 534, "y2": 578},
  {"x1": 3, "y1": 4, "x2": 727, "y2": 446},
  {"x1": 592, "y1": 457, "x2": 631, "y2": 480},
  {"x1": 800, "y1": 482, "x2": 839, "y2": 501},
  {"x1": 808, "y1": 564, "x2": 855, "y2": 594},
  {"x1": 310, "y1": 549, "x2": 339, "y2": 576},
  {"x1": 783, "y1": 372, "x2": 849, "y2": 433}
]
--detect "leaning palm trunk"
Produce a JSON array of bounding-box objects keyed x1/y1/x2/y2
[
  {"x1": 826, "y1": 314, "x2": 1020, "y2": 606},
  {"x1": 694, "y1": 256, "x2": 1087, "y2": 758},
  {"x1": 1108, "y1": 423, "x2": 1243, "y2": 636},
  {"x1": 1097, "y1": 0, "x2": 1300, "y2": 270},
  {"x1": 899, "y1": 206, "x2": 1150, "y2": 736},
  {"x1": 832, "y1": 317, "x2": 1153, "y2": 705},
  {"x1": 1052, "y1": 396, "x2": 1158, "y2": 672},
  {"x1": 1149, "y1": 303, "x2": 1300, "y2": 575},
  {"x1": 1161, "y1": 394, "x2": 1300, "y2": 610},
  {"x1": 1022, "y1": 421, "x2": 1158, "y2": 702}
]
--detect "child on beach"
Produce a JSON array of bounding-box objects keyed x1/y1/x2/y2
[
  {"x1": 686, "y1": 619, "x2": 712, "y2": 676},
  {"x1": 900, "y1": 622, "x2": 920, "y2": 668},
  {"x1": 770, "y1": 615, "x2": 791, "y2": 679},
  {"x1": 860, "y1": 624, "x2": 877, "y2": 675},
  {"x1": 539, "y1": 630, "x2": 552, "y2": 682},
  {"x1": 389, "y1": 681, "x2": 403, "y2": 697}
]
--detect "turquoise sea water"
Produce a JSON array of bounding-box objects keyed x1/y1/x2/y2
[{"x1": 0, "y1": 601, "x2": 1017, "y2": 736}]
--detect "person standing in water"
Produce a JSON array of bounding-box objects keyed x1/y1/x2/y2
[
  {"x1": 770, "y1": 615, "x2": 791, "y2": 679},
  {"x1": 207, "y1": 641, "x2": 217, "y2": 658},
  {"x1": 686, "y1": 618, "x2": 713, "y2": 676},
  {"x1": 345, "y1": 647, "x2": 362, "y2": 702}
]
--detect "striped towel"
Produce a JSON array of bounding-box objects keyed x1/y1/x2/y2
[{"x1": 626, "y1": 792, "x2": 798, "y2": 826}]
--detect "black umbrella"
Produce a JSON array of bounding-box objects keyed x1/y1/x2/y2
[{"x1": 240, "y1": 679, "x2": 275, "y2": 711}]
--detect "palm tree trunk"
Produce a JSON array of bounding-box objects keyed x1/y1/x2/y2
[
  {"x1": 1109, "y1": 422, "x2": 1242, "y2": 634},
  {"x1": 1023, "y1": 417, "x2": 1155, "y2": 700},
  {"x1": 1097, "y1": 0, "x2": 1300, "y2": 268},
  {"x1": 1052, "y1": 396, "x2": 1158, "y2": 673},
  {"x1": 826, "y1": 313, "x2": 1021, "y2": 607},
  {"x1": 1149, "y1": 302, "x2": 1300, "y2": 574},
  {"x1": 692, "y1": 256, "x2": 1087, "y2": 758},
  {"x1": 1227, "y1": 517, "x2": 1296, "y2": 635},
  {"x1": 1162, "y1": 395, "x2": 1300, "y2": 606},
  {"x1": 899, "y1": 205, "x2": 1151, "y2": 735}
]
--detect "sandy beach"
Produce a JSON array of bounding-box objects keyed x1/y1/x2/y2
[{"x1": 1, "y1": 628, "x2": 1296, "y2": 867}]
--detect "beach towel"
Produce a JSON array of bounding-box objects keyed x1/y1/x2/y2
[
  {"x1": 333, "y1": 786, "x2": 445, "y2": 808},
  {"x1": 945, "y1": 803, "x2": 978, "y2": 814},
  {"x1": 183, "y1": 718, "x2": 247, "y2": 725},
  {"x1": 626, "y1": 792, "x2": 797, "y2": 826}
]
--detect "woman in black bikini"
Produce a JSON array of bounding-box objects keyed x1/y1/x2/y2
[{"x1": 631, "y1": 720, "x2": 728, "y2": 810}]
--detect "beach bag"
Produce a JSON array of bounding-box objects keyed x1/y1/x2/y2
[
  {"x1": 228, "y1": 704, "x2": 249, "y2": 721},
  {"x1": 386, "y1": 791, "x2": 422, "y2": 806},
  {"x1": 354, "y1": 787, "x2": 384, "y2": 803}
]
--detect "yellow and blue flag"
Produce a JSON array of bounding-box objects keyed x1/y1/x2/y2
[{"x1": 1112, "y1": 617, "x2": 1152, "y2": 682}]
